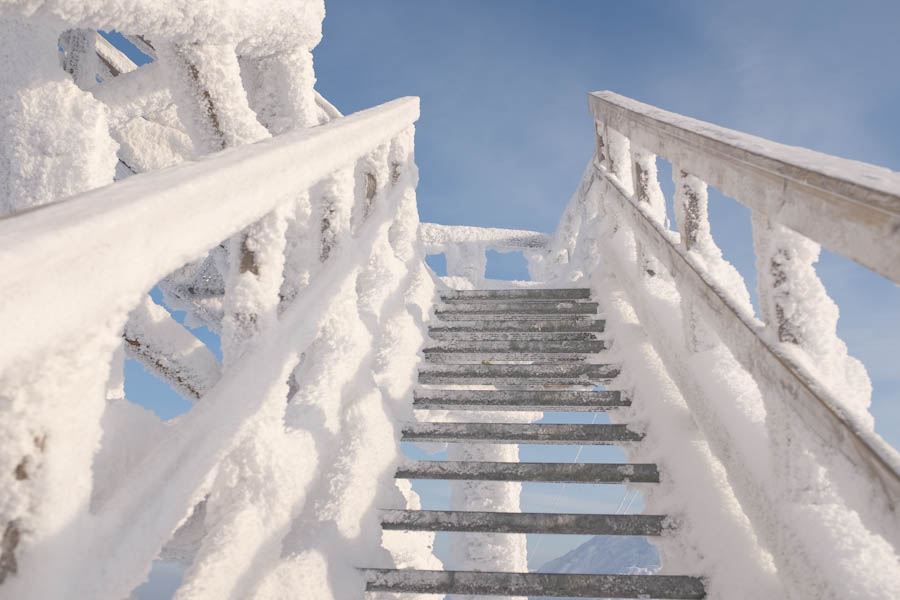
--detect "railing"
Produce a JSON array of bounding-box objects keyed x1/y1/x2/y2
[
  {"x1": 420, "y1": 222, "x2": 549, "y2": 286},
  {"x1": 537, "y1": 91, "x2": 900, "y2": 599},
  {"x1": 0, "y1": 97, "x2": 424, "y2": 600},
  {"x1": 0, "y1": 5, "x2": 431, "y2": 596}
]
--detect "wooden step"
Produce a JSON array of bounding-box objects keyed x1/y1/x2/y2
[
  {"x1": 363, "y1": 569, "x2": 705, "y2": 598},
  {"x1": 380, "y1": 509, "x2": 666, "y2": 535},
  {"x1": 423, "y1": 340, "x2": 606, "y2": 363},
  {"x1": 436, "y1": 312, "x2": 599, "y2": 321},
  {"x1": 401, "y1": 422, "x2": 642, "y2": 444},
  {"x1": 413, "y1": 389, "x2": 629, "y2": 411},
  {"x1": 429, "y1": 319, "x2": 605, "y2": 332},
  {"x1": 436, "y1": 301, "x2": 599, "y2": 314},
  {"x1": 440, "y1": 289, "x2": 591, "y2": 300},
  {"x1": 428, "y1": 330, "x2": 602, "y2": 342},
  {"x1": 424, "y1": 340, "x2": 607, "y2": 354},
  {"x1": 418, "y1": 363, "x2": 619, "y2": 385},
  {"x1": 396, "y1": 461, "x2": 659, "y2": 483}
]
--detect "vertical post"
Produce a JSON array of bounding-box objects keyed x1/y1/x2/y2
[
  {"x1": 605, "y1": 126, "x2": 633, "y2": 195},
  {"x1": 594, "y1": 121, "x2": 608, "y2": 169},
  {"x1": 239, "y1": 45, "x2": 321, "y2": 134},
  {"x1": 160, "y1": 42, "x2": 270, "y2": 153},
  {"x1": 445, "y1": 243, "x2": 487, "y2": 287},
  {"x1": 750, "y1": 215, "x2": 870, "y2": 414},
  {"x1": 672, "y1": 169, "x2": 716, "y2": 352},
  {"x1": 631, "y1": 147, "x2": 667, "y2": 278}
]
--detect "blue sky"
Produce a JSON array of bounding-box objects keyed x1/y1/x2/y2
[
  {"x1": 122, "y1": 0, "x2": 899, "y2": 583},
  {"x1": 312, "y1": 0, "x2": 900, "y2": 450}
]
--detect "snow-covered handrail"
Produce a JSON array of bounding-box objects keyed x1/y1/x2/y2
[
  {"x1": 420, "y1": 222, "x2": 549, "y2": 252},
  {"x1": 588, "y1": 91, "x2": 900, "y2": 284},
  {"x1": 0, "y1": 98, "x2": 418, "y2": 363},
  {"x1": 0, "y1": 97, "x2": 429, "y2": 599},
  {"x1": 538, "y1": 92, "x2": 900, "y2": 598},
  {"x1": 420, "y1": 222, "x2": 548, "y2": 285}
]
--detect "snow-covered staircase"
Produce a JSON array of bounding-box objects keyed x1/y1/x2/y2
[
  {"x1": 1, "y1": 4, "x2": 899, "y2": 596},
  {"x1": 364, "y1": 288, "x2": 706, "y2": 598}
]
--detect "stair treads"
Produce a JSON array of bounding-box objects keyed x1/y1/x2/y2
[
  {"x1": 401, "y1": 422, "x2": 642, "y2": 444},
  {"x1": 380, "y1": 510, "x2": 666, "y2": 536},
  {"x1": 424, "y1": 340, "x2": 607, "y2": 354},
  {"x1": 418, "y1": 363, "x2": 619, "y2": 385},
  {"x1": 436, "y1": 302, "x2": 599, "y2": 314},
  {"x1": 440, "y1": 288, "x2": 591, "y2": 300},
  {"x1": 429, "y1": 320, "x2": 605, "y2": 332},
  {"x1": 436, "y1": 312, "x2": 598, "y2": 321},
  {"x1": 413, "y1": 389, "x2": 629, "y2": 411},
  {"x1": 396, "y1": 461, "x2": 659, "y2": 483},
  {"x1": 428, "y1": 330, "x2": 602, "y2": 342},
  {"x1": 363, "y1": 569, "x2": 705, "y2": 598}
]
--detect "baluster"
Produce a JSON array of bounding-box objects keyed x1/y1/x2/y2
[
  {"x1": 387, "y1": 129, "x2": 418, "y2": 260},
  {"x1": 317, "y1": 168, "x2": 355, "y2": 263},
  {"x1": 353, "y1": 143, "x2": 389, "y2": 235},
  {"x1": 672, "y1": 169, "x2": 717, "y2": 352},
  {"x1": 750, "y1": 214, "x2": 869, "y2": 407},
  {"x1": 445, "y1": 243, "x2": 487, "y2": 287},
  {"x1": 594, "y1": 121, "x2": 608, "y2": 169},
  {"x1": 221, "y1": 206, "x2": 291, "y2": 365},
  {"x1": 160, "y1": 41, "x2": 269, "y2": 153},
  {"x1": 631, "y1": 146, "x2": 666, "y2": 277},
  {"x1": 605, "y1": 126, "x2": 634, "y2": 195},
  {"x1": 59, "y1": 29, "x2": 100, "y2": 89},
  {"x1": 279, "y1": 191, "x2": 316, "y2": 311},
  {"x1": 239, "y1": 45, "x2": 320, "y2": 133}
]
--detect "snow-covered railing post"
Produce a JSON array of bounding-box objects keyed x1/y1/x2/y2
[
  {"x1": 419, "y1": 223, "x2": 550, "y2": 287},
  {"x1": 630, "y1": 147, "x2": 666, "y2": 278},
  {"x1": 0, "y1": 15, "x2": 425, "y2": 583},
  {"x1": 539, "y1": 90, "x2": 900, "y2": 599}
]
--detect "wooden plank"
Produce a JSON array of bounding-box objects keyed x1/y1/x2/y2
[
  {"x1": 363, "y1": 569, "x2": 705, "y2": 598},
  {"x1": 380, "y1": 509, "x2": 666, "y2": 535},
  {"x1": 595, "y1": 165, "x2": 900, "y2": 513},
  {"x1": 588, "y1": 91, "x2": 900, "y2": 283}
]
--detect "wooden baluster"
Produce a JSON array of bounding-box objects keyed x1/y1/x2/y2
[
  {"x1": 317, "y1": 168, "x2": 355, "y2": 264},
  {"x1": 751, "y1": 215, "x2": 869, "y2": 404},
  {"x1": 672, "y1": 169, "x2": 717, "y2": 352},
  {"x1": 594, "y1": 121, "x2": 608, "y2": 169},
  {"x1": 605, "y1": 126, "x2": 633, "y2": 195},
  {"x1": 353, "y1": 143, "x2": 389, "y2": 235},
  {"x1": 239, "y1": 45, "x2": 320, "y2": 134},
  {"x1": 386, "y1": 129, "x2": 418, "y2": 261},
  {"x1": 631, "y1": 146, "x2": 667, "y2": 278},
  {"x1": 160, "y1": 41, "x2": 269, "y2": 153},
  {"x1": 445, "y1": 243, "x2": 487, "y2": 287}
]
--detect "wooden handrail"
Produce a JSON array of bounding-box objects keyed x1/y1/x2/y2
[{"x1": 588, "y1": 91, "x2": 900, "y2": 283}]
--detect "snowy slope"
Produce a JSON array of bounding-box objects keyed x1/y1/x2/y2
[{"x1": 537, "y1": 535, "x2": 660, "y2": 575}]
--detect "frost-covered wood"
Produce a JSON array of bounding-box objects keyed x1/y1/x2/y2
[
  {"x1": 538, "y1": 91, "x2": 900, "y2": 598},
  {"x1": 589, "y1": 90, "x2": 900, "y2": 283}
]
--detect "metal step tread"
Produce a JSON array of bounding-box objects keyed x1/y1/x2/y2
[
  {"x1": 380, "y1": 509, "x2": 667, "y2": 535},
  {"x1": 424, "y1": 340, "x2": 607, "y2": 353},
  {"x1": 436, "y1": 312, "x2": 601, "y2": 321},
  {"x1": 440, "y1": 289, "x2": 591, "y2": 300},
  {"x1": 363, "y1": 569, "x2": 705, "y2": 598},
  {"x1": 413, "y1": 389, "x2": 629, "y2": 411},
  {"x1": 429, "y1": 330, "x2": 603, "y2": 341},
  {"x1": 430, "y1": 320, "x2": 605, "y2": 332},
  {"x1": 401, "y1": 422, "x2": 643, "y2": 444},
  {"x1": 396, "y1": 461, "x2": 659, "y2": 483},
  {"x1": 423, "y1": 352, "x2": 593, "y2": 363},
  {"x1": 419, "y1": 363, "x2": 620, "y2": 385},
  {"x1": 436, "y1": 302, "x2": 599, "y2": 314}
]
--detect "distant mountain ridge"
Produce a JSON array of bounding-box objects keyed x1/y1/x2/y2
[{"x1": 537, "y1": 535, "x2": 660, "y2": 575}]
